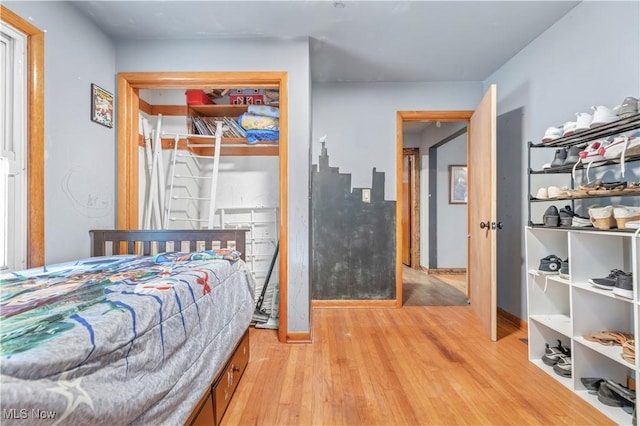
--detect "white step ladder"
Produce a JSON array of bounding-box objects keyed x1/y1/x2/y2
[{"x1": 164, "y1": 120, "x2": 225, "y2": 229}]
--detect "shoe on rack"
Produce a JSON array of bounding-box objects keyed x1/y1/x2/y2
[
  {"x1": 581, "y1": 377, "x2": 605, "y2": 392},
  {"x1": 579, "y1": 139, "x2": 610, "y2": 165},
  {"x1": 563, "y1": 145, "x2": 583, "y2": 166},
  {"x1": 589, "y1": 269, "x2": 627, "y2": 291},
  {"x1": 559, "y1": 205, "x2": 576, "y2": 227},
  {"x1": 625, "y1": 131, "x2": 640, "y2": 156},
  {"x1": 542, "y1": 339, "x2": 570, "y2": 365},
  {"x1": 591, "y1": 105, "x2": 619, "y2": 127},
  {"x1": 613, "y1": 206, "x2": 640, "y2": 229},
  {"x1": 559, "y1": 258, "x2": 569, "y2": 279},
  {"x1": 622, "y1": 340, "x2": 636, "y2": 365},
  {"x1": 605, "y1": 379, "x2": 636, "y2": 404},
  {"x1": 589, "y1": 205, "x2": 616, "y2": 229},
  {"x1": 571, "y1": 215, "x2": 593, "y2": 227},
  {"x1": 562, "y1": 121, "x2": 576, "y2": 137},
  {"x1": 550, "y1": 148, "x2": 568, "y2": 167},
  {"x1": 553, "y1": 354, "x2": 572, "y2": 378},
  {"x1": 602, "y1": 135, "x2": 629, "y2": 160},
  {"x1": 543, "y1": 205, "x2": 560, "y2": 226},
  {"x1": 626, "y1": 220, "x2": 640, "y2": 230},
  {"x1": 613, "y1": 271, "x2": 633, "y2": 299},
  {"x1": 538, "y1": 254, "x2": 562, "y2": 274},
  {"x1": 598, "y1": 381, "x2": 634, "y2": 407},
  {"x1": 575, "y1": 111, "x2": 593, "y2": 132},
  {"x1": 535, "y1": 187, "x2": 549, "y2": 199},
  {"x1": 617, "y1": 96, "x2": 639, "y2": 118},
  {"x1": 542, "y1": 126, "x2": 563, "y2": 143}
]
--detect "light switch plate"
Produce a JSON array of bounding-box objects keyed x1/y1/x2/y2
[{"x1": 362, "y1": 188, "x2": 371, "y2": 203}]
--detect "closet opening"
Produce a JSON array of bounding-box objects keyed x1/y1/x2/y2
[{"x1": 116, "y1": 72, "x2": 289, "y2": 343}]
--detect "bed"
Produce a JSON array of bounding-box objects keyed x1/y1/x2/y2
[{"x1": 0, "y1": 229, "x2": 254, "y2": 426}]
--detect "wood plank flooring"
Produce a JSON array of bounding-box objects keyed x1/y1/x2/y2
[
  {"x1": 223, "y1": 307, "x2": 614, "y2": 425},
  {"x1": 402, "y1": 266, "x2": 468, "y2": 306}
]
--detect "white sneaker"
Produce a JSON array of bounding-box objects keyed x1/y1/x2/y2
[
  {"x1": 536, "y1": 187, "x2": 549, "y2": 199},
  {"x1": 542, "y1": 126, "x2": 563, "y2": 143},
  {"x1": 590, "y1": 105, "x2": 618, "y2": 127},
  {"x1": 603, "y1": 135, "x2": 629, "y2": 160},
  {"x1": 625, "y1": 220, "x2": 640, "y2": 229},
  {"x1": 575, "y1": 112, "x2": 593, "y2": 132},
  {"x1": 562, "y1": 121, "x2": 576, "y2": 137},
  {"x1": 579, "y1": 140, "x2": 609, "y2": 164}
]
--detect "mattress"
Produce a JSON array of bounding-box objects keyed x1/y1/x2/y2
[{"x1": 0, "y1": 251, "x2": 256, "y2": 425}]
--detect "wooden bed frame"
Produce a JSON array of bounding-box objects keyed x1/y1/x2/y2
[
  {"x1": 90, "y1": 229, "x2": 248, "y2": 261},
  {"x1": 89, "y1": 229, "x2": 251, "y2": 426}
]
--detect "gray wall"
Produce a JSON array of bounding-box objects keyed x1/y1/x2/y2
[
  {"x1": 486, "y1": 0, "x2": 640, "y2": 318},
  {"x1": 435, "y1": 133, "x2": 467, "y2": 268},
  {"x1": 312, "y1": 82, "x2": 483, "y2": 200},
  {"x1": 4, "y1": 1, "x2": 116, "y2": 264}
]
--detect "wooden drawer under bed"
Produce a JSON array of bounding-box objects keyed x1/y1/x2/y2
[{"x1": 186, "y1": 329, "x2": 250, "y2": 426}]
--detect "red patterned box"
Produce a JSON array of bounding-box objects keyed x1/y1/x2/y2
[{"x1": 229, "y1": 94, "x2": 264, "y2": 105}]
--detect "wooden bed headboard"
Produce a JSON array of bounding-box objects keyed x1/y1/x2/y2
[{"x1": 90, "y1": 229, "x2": 249, "y2": 261}]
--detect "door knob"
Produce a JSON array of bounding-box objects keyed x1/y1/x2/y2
[{"x1": 491, "y1": 221, "x2": 504, "y2": 230}]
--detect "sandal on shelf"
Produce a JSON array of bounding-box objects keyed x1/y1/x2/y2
[
  {"x1": 623, "y1": 181, "x2": 640, "y2": 192},
  {"x1": 622, "y1": 340, "x2": 636, "y2": 364},
  {"x1": 584, "y1": 331, "x2": 633, "y2": 346}
]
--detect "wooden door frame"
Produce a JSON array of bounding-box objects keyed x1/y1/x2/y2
[
  {"x1": 396, "y1": 111, "x2": 473, "y2": 307},
  {"x1": 1, "y1": 6, "x2": 45, "y2": 268},
  {"x1": 401, "y1": 147, "x2": 420, "y2": 269},
  {"x1": 116, "y1": 71, "x2": 288, "y2": 343}
]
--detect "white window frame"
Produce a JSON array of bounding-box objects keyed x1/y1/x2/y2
[{"x1": 1, "y1": 22, "x2": 27, "y2": 272}]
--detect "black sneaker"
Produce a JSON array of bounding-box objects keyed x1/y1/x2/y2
[
  {"x1": 559, "y1": 259, "x2": 569, "y2": 279},
  {"x1": 589, "y1": 269, "x2": 627, "y2": 291},
  {"x1": 538, "y1": 255, "x2": 562, "y2": 274},
  {"x1": 542, "y1": 339, "x2": 570, "y2": 365},
  {"x1": 614, "y1": 272, "x2": 633, "y2": 299},
  {"x1": 543, "y1": 205, "x2": 560, "y2": 227},
  {"x1": 559, "y1": 205, "x2": 576, "y2": 227},
  {"x1": 553, "y1": 354, "x2": 572, "y2": 377}
]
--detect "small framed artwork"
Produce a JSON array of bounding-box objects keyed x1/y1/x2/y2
[
  {"x1": 91, "y1": 84, "x2": 114, "y2": 128},
  {"x1": 449, "y1": 165, "x2": 468, "y2": 204}
]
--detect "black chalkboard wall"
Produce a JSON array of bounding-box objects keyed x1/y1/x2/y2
[{"x1": 311, "y1": 142, "x2": 396, "y2": 300}]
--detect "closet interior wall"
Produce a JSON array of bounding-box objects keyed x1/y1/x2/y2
[{"x1": 138, "y1": 89, "x2": 280, "y2": 287}]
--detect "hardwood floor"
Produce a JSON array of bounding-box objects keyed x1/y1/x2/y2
[
  {"x1": 402, "y1": 266, "x2": 468, "y2": 306},
  {"x1": 223, "y1": 307, "x2": 614, "y2": 425}
]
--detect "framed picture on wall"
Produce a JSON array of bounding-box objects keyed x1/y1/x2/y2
[
  {"x1": 91, "y1": 84, "x2": 114, "y2": 128},
  {"x1": 449, "y1": 165, "x2": 467, "y2": 204}
]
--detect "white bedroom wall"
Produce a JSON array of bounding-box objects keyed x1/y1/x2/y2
[
  {"x1": 485, "y1": 0, "x2": 640, "y2": 319},
  {"x1": 116, "y1": 38, "x2": 311, "y2": 333},
  {"x1": 3, "y1": 1, "x2": 116, "y2": 265}
]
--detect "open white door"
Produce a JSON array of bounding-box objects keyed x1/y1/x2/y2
[{"x1": 468, "y1": 85, "x2": 498, "y2": 341}]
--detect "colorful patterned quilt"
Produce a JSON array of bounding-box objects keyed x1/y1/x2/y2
[{"x1": 0, "y1": 251, "x2": 255, "y2": 425}]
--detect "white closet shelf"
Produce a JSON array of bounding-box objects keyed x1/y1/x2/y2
[{"x1": 530, "y1": 314, "x2": 572, "y2": 336}]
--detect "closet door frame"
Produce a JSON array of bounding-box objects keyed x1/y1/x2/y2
[{"x1": 116, "y1": 71, "x2": 289, "y2": 343}]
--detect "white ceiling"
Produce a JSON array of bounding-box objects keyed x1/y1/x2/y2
[{"x1": 72, "y1": 0, "x2": 581, "y2": 83}]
